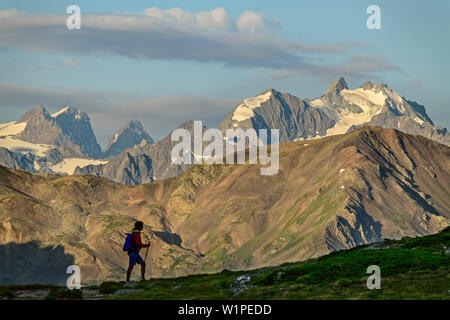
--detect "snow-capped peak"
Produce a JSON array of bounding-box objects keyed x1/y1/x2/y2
[
  {"x1": 51, "y1": 106, "x2": 70, "y2": 118},
  {"x1": 309, "y1": 78, "x2": 434, "y2": 136},
  {"x1": 51, "y1": 106, "x2": 86, "y2": 120},
  {"x1": 232, "y1": 90, "x2": 274, "y2": 122}
]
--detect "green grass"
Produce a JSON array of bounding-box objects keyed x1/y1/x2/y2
[
  {"x1": 1, "y1": 227, "x2": 448, "y2": 300},
  {"x1": 45, "y1": 288, "x2": 82, "y2": 300},
  {"x1": 106, "y1": 226, "x2": 449, "y2": 300},
  {"x1": 0, "y1": 284, "x2": 59, "y2": 299},
  {"x1": 0, "y1": 287, "x2": 14, "y2": 299},
  {"x1": 68, "y1": 241, "x2": 91, "y2": 251}
]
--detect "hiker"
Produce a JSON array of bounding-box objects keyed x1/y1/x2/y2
[{"x1": 124, "y1": 221, "x2": 150, "y2": 281}]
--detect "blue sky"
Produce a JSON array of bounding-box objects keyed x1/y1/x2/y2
[{"x1": 0, "y1": 0, "x2": 449, "y2": 147}]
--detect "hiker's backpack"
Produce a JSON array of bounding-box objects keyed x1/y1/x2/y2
[{"x1": 122, "y1": 233, "x2": 133, "y2": 252}]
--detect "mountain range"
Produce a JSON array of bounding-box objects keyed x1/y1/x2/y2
[
  {"x1": 0, "y1": 106, "x2": 153, "y2": 176},
  {"x1": 1, "y1": 77, "x2": 448, "y2": 185},
  {"x1": 74, "y1": 121, "x2": 208, "y2": 184},
  {"x1": 220, "y1": 77, "x2": 448, "y2": 145},
  {"x1": 0, "y1": 127, "x2": 448, "y2": 285}
]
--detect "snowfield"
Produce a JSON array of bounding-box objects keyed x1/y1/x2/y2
[
  {"x1": 325, "y1": 88, "x2": 387, "y2": 136},
  {"x1": 0, "y1": 137, "x2": 54, "y2": 157},
  {"x1": 309, "y1": 99, "x2": 339, "y2": 121},
  {"x1": 341, "y1": 88, "x2": 387, "y2": 107},
  {"x1": 51, "y1": 106, "x2": 70, "y2": 117},
  {"x1": 0, "y1": 121, "x2": 27, "y2": 137},
  {"x1": 49, "y1": 158, "x2": 109, "y2": 175},
  {"x1": 232, "y1": 91, "x2": 273, "y2": 122}
]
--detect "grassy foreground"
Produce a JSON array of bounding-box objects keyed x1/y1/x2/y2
[{"x1": 1, "y1": 227, "x2": 449, "y2": 300}]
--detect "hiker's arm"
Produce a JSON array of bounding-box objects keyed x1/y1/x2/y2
[
  {"x1": 133, "y1": 233, "x2": 145, "y2": 248},
  {"x1": 140, "y1": 235, "x2": 150, "y2": 247},
  {"x1": 134, "y1": 233, "x2": 150, "y2": 248}
]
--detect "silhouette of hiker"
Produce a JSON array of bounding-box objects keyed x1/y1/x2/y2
[{"x1": 125, "y1": 221, "x2": 150, "y2": 281}]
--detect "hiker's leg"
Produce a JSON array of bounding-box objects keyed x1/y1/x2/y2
[
  {"x1": 136, "y1": 253, "x2": 146, "y2": 280},
  {"x1": 139, "y1": 261, "x2": 146, "y2": 280},
  {"x1": 126, "y1": 265, "x2": 134, "y2": 281},
  {"x1": 127, "y1": 252, "x2": 138, "y2": 281}
]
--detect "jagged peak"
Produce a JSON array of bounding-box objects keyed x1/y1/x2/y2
[
  {"x1": 105, "y1": 119, "x2": 153, "y2": 152},
  {"x1": 51, "y1": 106, "x2": 87, "y2": 119},
  {"x1": 241, "y1": 88, "x2": 278, "y2": 102},
  {"x1": 360, "y1": 81, "x2": 389, "y2": 91},
  {"x1": 111, "y1": 120, "x2": 150, "y2": 141},
  {"x1": 325, "y1": 77, "x2": 348, "y2": 95},
  {"x1": 19, "y1": 104, "x2": 50, "y2": 122},
  {"x1": 171, "y1": 120, "x2": 209, "y2": 133},
  {"x1": 51, "y1": 106, "x2": 70, "y2": 117},
  {"x1": 32, "y1": 104, "x2": 46, "y2": 111},
  {"x1": 263, "y1": 88, "x2": 279, "y2": 95},
  {"x1": 177, "y1": 120, "x2": 194, "y2": 129},
  {"x1": 123, "y1": 119, "x2": 144, "y2": 130}
]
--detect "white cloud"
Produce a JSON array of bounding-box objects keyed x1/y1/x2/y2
[
  {"x1": 143, "y1": 7, "x2": 247, "y2": 32},
  {"x1": 236, "y1": 11, "x2": 267, "y2": 33},
  {"x1": 0, "y1": 7, "x2": 399, "y2": 80},
  {"x1": 196, "y1": 7, "x2": 233, "y2": 31}
]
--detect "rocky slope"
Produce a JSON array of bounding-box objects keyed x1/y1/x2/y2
[
  {"x1": 75, "y1": 121, "x2": 206, "y2": 184},
  {"x1": 0, "y1": 127, "x2": 448, "y2": 285},
  {"x1": 219, "y1": 88, "x2": 335, "y2": 142},
  {"x1": 50, "y1": 106, "x2": 103, "y2": 158}
]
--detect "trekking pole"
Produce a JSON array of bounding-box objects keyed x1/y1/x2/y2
[
  {"x1": 143, "y1": 233, "x2": 150, "y2": 260},
  {"x1": 144, "y1": 233, "x2": 150, "y2": 278},
  {"x1": 144, "y1": 244, "x2": 149, "y2": 262}
]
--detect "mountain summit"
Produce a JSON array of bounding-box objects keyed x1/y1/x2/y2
[
  {"x1": 324, "y1": 76, "x2": 348, "y2": 95},
  {"x1": 17, "y1": 105, "x2": 102, "y2": 158},
  {"x1": 50, "y1": 106, "x2": 103, "y2": 158},
  {"x1": 104, "y1": 120, "x2": 154, "y2": 158}
]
